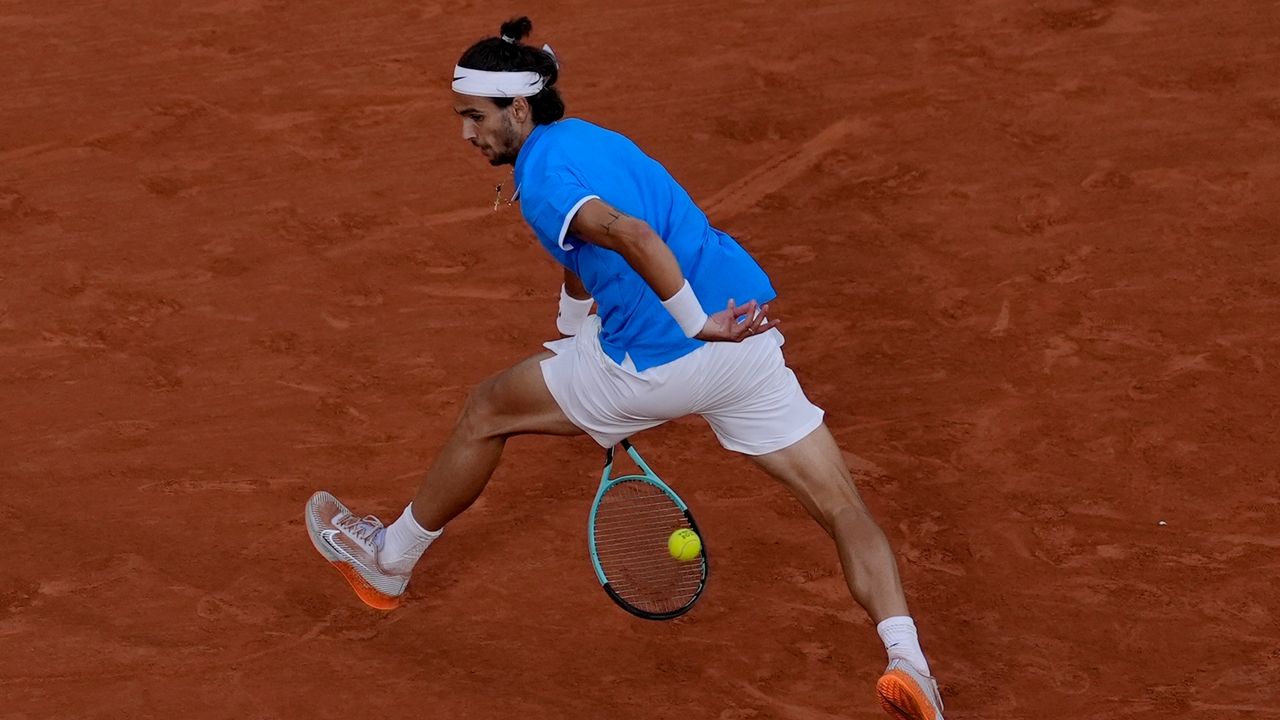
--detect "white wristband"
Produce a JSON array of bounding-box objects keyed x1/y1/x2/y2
[
  {"x1": 556, "y1": 284, "x2": 594, "y2": 335},
  {"x1": 660, "y1": 280, "x2": 709, "y2": 338}
]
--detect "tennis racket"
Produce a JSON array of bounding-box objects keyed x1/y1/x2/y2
[{"x1": 588, "y1": 439, "x2": 708, "y2": 620}]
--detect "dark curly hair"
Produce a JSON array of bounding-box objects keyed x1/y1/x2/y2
[{"x1": 456, "y1": 17, "x2": 565, "y2": 125}]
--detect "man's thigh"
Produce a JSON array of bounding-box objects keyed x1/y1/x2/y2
[{"x1": 471, "y1": 351, "x2": 585, "y2": 438}]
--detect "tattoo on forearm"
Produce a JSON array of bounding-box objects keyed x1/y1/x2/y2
[{"x1": 601, "y1": 211, "x2": 624, "y2": 236}]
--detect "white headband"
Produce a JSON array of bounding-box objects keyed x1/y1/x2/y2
[
  {"x1": 451, "y1": 44, "x2": 559, "y2": 98},
  {"x1": 452, "y1": 67, "x2": 545, "y2": 98}
]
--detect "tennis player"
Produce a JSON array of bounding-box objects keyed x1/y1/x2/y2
[{"x1": 305, "y1": 17, "x2": 944, "y2": 720}]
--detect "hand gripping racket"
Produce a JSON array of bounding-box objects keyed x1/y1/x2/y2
[{"x1": 588, "y1": 439, "x2": 708, "y2": 620}]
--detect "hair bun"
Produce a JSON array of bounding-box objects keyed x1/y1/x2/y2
[{"x1": 499, "y1": 16, "x2": 533, "y2": 43}]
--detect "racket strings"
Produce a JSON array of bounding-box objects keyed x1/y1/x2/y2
[{"x1": 593, "y1": 479, "x2": 705, "y2": 614}]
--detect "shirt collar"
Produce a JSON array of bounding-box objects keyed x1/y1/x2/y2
[{"x1": 513, "y1": 121, "x2": 554, "y2": 196}]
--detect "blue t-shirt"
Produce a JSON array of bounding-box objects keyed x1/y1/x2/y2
[{"x1": 515, "y1": 118, "x2": 775, "y2": 371}]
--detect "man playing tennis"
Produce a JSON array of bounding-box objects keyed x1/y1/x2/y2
[{"x1": 305, "y1": 17, "x2": 945, "y2": 720}]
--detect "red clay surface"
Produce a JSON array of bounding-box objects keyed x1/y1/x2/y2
[{"x1": 3, "y1": 1, "x2": 1278, "y2": 718}]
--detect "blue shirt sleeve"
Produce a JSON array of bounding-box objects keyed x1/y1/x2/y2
[{"x1": 522, "y1": 169, "x2": 601, "y2": 251}]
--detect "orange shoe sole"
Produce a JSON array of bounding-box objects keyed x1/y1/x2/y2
[
  {"x1": 330, "y1": 561, "x2": 402, "y2": 610},
  {"x1": 876, "y1": 669, "x2": 938, "y2": 720}
]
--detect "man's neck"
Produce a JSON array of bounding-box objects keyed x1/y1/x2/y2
[{"x1": 509, "y1": 124, "x2": 536, "y2": 161}]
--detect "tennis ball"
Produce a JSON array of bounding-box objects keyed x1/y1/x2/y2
[{"x1": 668, "y1": 528, "x2": 702, "y2": 561}]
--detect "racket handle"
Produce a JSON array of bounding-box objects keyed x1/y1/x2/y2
[
  {"x1": 601, "y1": 443, "x2": 619, "y2": 485},
  {"x1": 604, "y1": 438, "x2": 635, "y2": 468},
  {"x1": 602, "y1": 438, "x2": 658, "y2": 480}
]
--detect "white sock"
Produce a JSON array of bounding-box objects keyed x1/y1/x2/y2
[
  {"x1": 380, "y1": 503, "x2": 441, "y2": 574},
  {"x1": 877, "y1": 616, "x2": 932, "y2": 676}
]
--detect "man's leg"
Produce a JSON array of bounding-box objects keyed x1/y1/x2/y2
[
  {"x1": 409, "y1": 351, "x2": 583, "y2": 531},
  {"x1": 306, "y1": 351, "x2": 583, "y2": 608},
  {"x1": 748, "y1": 423, "x2": 944, "y2": 719},
  {"x1": 748, "y1": 422, "x2": 908, "y2": 622}
]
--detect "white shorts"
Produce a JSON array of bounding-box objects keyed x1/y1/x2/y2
[{"x1": 540, "y1": 316, "x2": 825, "y2": 456}]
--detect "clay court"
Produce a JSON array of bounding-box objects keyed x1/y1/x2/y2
[{"x1": 3, "y1": 1, "x2": 1278, "y2": 717}]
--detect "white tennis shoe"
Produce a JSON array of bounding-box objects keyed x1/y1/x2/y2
[
  {"x1": 305, "y1": 491, "x2": 408, "y2": 610},
  {"x1": 876, "y1": 658, "x2": 945, "y2": 720}
]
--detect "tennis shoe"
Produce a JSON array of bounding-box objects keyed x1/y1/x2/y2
[
  {"x1": 876, "y1": 659, "x2": 944, "y2": 720},
  {"x1": 305, "y1": 491, "x2": 407, "y2": 610}
]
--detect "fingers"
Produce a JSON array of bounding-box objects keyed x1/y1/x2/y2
[
  {"x1": 749, "y1": 303, "x2": 769, "y2": 330},
  {"x1": 732, "y1": 300, "x2": 758, "y2": 341},
  {"x1": 701, "y1": 298, "x2": 779, "y2": 343},
  {"x1": 749, "y1": 303, "x2": 776, "y2": 333},
  {"x1": 755, "y1": 317, "x2": 781, "y2": 334},
  {"x1": 740, "y1": 303, "x2": 781, "y2": 340}
]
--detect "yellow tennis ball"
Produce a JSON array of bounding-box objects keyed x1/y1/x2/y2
[{"x1": 668, "y1": 528, "x2": 702, "y2": 561}]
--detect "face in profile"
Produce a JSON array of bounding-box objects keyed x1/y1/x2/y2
[{"x1": 453, "y1": 94, "x2": 524, "y2": 166}]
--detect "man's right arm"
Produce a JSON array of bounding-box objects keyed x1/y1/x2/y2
[
  {"x1": 556, "y1": 268, "x2": 594, "y2": 337},
  {"x1": 564, "y1": 268, "x2": 590, "y2": 301}
]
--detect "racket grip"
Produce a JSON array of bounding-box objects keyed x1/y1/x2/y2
[{"x1": 604, "y1": 438, "x2": 635, "y2": 467}]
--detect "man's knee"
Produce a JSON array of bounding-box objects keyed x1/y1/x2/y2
[
  {"x1": 457, "y1": 376, "x2": 506, "y2": 440},
  {"x1": 816, "y1": 496, "x2": 874, "y2": 536}
]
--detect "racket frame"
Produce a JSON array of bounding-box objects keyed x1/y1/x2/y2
[{"x1": 587, "y1": 439, "x2": 708, "y2": 621}]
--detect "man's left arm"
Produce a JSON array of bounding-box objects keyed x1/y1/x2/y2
[{"x1": 567, "y1": 198, "x2": 776, "y2": 342}]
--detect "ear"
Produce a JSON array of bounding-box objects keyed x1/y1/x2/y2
[{"x1": 510, "y1": 96, "x2": 532, "y2": 124}]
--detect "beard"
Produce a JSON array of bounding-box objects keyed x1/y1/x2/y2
[{"x1": 488, "y1": 114, "x2": 521, "y2": 166}]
